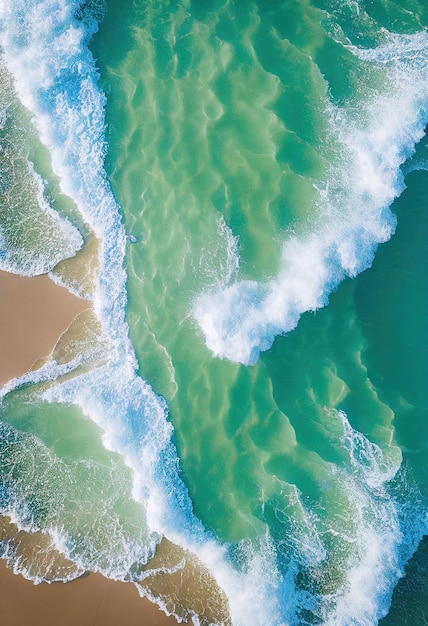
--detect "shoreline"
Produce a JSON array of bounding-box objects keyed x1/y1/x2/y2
[{"x1": 0, "y1": 559, "x2": 179, "y2": 626}]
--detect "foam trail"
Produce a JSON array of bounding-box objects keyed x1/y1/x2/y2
[
  {"x1": 0, "y1": 162, "x2": 84, "y2": 275},
  {"x1": 194, "y1": 31, "x2": 428, "y2": 364},
  {"x1": 2, "y1": 366, "x2": 285, "y2": 625},
  {"x1": 0, "y1": 420, "x2": 156, "y2": 581}
]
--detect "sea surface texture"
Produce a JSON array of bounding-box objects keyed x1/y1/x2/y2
[{"x1": 0, "y1": 1, "x2": 427, "y2": 624}]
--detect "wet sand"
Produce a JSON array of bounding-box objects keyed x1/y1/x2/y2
[
  {"x1": 0, "y1": 270, "x2": 89, "y2": 386},
  {"x1": 0, "y1": 560, "x2": 178, "y2": 626}
]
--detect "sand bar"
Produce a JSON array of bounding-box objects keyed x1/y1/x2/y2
[{"x1": 0, "y1": 270, "x2": 89, "y2": 386}]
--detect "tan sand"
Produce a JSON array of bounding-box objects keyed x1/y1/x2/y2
[
  {"x1": 0, "y1": 270, "x2": 90, "y2": 386},
  {"x1": 0, "y1": 560, "x2": 179, "y2": 626}
]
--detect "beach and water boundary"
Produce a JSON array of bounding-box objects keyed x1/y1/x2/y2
[
  {"x1": 1, "y1": 0, "x2": 428, "y2": 624},
  {"x1": 0, "y1": 268, "x2": 179, "y2": 624}
]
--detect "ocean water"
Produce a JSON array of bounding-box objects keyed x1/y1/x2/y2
[{"x1": 0, "y1": 0, "x2": 427, "y2": 624}]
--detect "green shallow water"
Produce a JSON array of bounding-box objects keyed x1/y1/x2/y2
[
  {"x1": 89, "y1": 1, "x2": 428, "y2": 620},
  {"x1": 93, "y1": 0, "x2": 427, "y2": 521}
]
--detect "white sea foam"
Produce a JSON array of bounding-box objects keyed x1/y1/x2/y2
[
  {"x1": 193, "y1": 30, "x2": 428, "y2": 365},
  {"x1": 42, "y1": 367, "x2": 289, "y2": 625}
]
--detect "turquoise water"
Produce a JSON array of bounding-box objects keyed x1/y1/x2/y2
[{"x1": 0, "y1": 1, "x2": 427, "y2": 624}]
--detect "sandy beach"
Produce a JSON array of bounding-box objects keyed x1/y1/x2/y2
[
  {"x1": 0, "y1": 269, "x2": 181, "y2": 625},
  {"x1": 0, "y1": 270, "x2": 90, "y2": 386}
]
